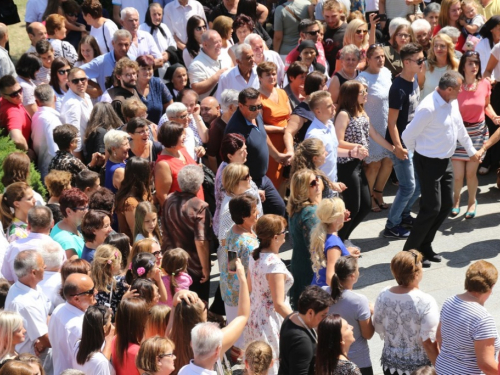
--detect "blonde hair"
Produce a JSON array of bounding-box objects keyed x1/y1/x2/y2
[
  {"x1": 90, "y1": 244, "x2": 122, "y2": 293},
  {"x1": 0, "y1": 311, "x2": 23, "y2": 360},
  {"x1": 343, "y1": 19, "x2": 369, "y2": 50},
  {"x1": 127, "y1": 238, "x2": 156, "y2": 266},
  {"x1": 122, "y1": 97, "x2": 147, "y2": 121},
  {"x1": 427, "y1": 34, "x2": 459, "y2": 72},
  {"x1": 145, "y1": 305, "x2": 171, "y2": 338},
  {"x1": 245, "y1": 341, "x2": 273, "y2": 375},
  {"x1": 222, "y1": 163, "x2": 249, "y2": 195},
  {"x1": 287, "y1": 169, "x2": 317, "y2": 217},
  {"x1": 212, "y1": 15, "x2": 233, "y2": 40},
  {"x1": 309, "y1": 198, "x2": 345, "y2": 277},
  {"x1": 133, "y1": 201, "x2": 161, "y2": 242}
]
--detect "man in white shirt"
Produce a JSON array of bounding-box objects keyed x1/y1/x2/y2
[
  {"x1": 163, "y1": 0, "x2": 207, "y2": 49},
  {"x1": 0, "y1": 24, "x2": 16, "y2": 78},
  {"x1": 5, "y1": 250, "x2": 52, "y2": 372},
  {"x1": 189, "y1": 30, "x2": 232, "y2": 101},
  {"x1": 39, "y1": 241, "x2": 65, "y2": 313},
  {"x1": 402, "y1": 71, "x2": 482, "y2": 264},
  {"x1": 61, "y1": 68, "x2": 94, "y2": 158},
  {"x1": 245, "y1": 34, "x2": 285, "y2": 87},
  {"x1": 215, "y1": 43, "x2": 259, "y2": 103},
  {"x1": 31, "y1": 84, "x2": 62, "y2": 179},
  {"x1": 2, "y1": 206, "x2": 64, "y2": 284},
  {"x1": 112, "y1": 0, "x2": 150, "y2": 24},
  {"x1": 25, "y1": 0, "x2": 48, "y2": 26},
  {"x1": 26, "y1": 22, "x2": 48, "y2": 54},
  {"x1": 49, "y1": 273, "x2": 97, "y2": 375},
  {"x1": 120, "y1": 7, "x2": 163, "y2": 64}
]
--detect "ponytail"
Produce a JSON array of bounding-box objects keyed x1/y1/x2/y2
[
  {"x1": 331, "y1": 256, "x2": 358, "y2": 303},
  {"x1": 252, "y1": 215, "x2": 287, "y2": 261},
  {"x1": 161, "y1": 248, "x2": 189, "y2": 298},
  {"x1": 0, "y1": 182, "x2": 29, "y2": 229}
]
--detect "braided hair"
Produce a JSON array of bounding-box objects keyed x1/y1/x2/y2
[{"x1": 244, "y1": 341, "x2": 273, "y2": 375}]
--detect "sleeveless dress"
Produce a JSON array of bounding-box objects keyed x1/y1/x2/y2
[
  {"x1": 105, "y1": 159, "x2": 126, "y2": 194},
  {"x1": 421, "y1": 62, "x2": 450, "y2": 101}
]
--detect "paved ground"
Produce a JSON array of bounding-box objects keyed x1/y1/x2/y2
[{"x1": 209, "y1": 170, "x2": 500, "y2": 375}]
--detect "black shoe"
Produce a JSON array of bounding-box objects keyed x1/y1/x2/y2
[
  {"x1": 427, "y1": 254, "x2": 442, "y2": 262},
  {"x1": 422, "y1": 258, "x2": 432, "y2": 268},
  {"x1": 401, "y1": 215, "x2": 415, "y2": 228}
]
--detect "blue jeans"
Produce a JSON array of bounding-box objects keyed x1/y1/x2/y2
[{"x1": 386, "y1": 151, "x2": 421, "y2": 229}]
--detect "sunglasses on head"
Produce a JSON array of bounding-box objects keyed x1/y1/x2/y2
[
  {"x1": 244, "y1": 104, "x2": 263, "y2": 111},
  {"x1": 58, "y1": 69, "x2": 71, "y2": 75},
  {"x1": 71, "y1": 77, "x2": 88, "y2": 84},
  {"x1": 195, "y1": 25, "x2": 207, "y2": 31},
  {"x1": 464, "y1": 50, "x2": 479, "y2": 57},
  {"x1": 368, "y1": 43, "x2": 384, "y2": 50},
  {"x1": 355, "y1": 29, "x2": 368, "y2": 34},
  {"x1": 5, "y1": 87, "x2": 23, "y2": 98},
  {"x1": 71, "y1": 286, "x2": 95, "y2": 297},
  {"x1": 309, "y1": 176, "x2": 320, "y2": 188}
]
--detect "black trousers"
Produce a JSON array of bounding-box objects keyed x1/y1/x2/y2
[
  {"x1": 337, "y1": 159, "x2": 371, "y2": 241},
  {"x1": 403, "y1": 152, "x2": 453, "y2": 256},
  {"x1": 256, "y1": 175, "x2": 286, "y2": 217},
  {"x1": 189, "y1": 274, "x2": 211, "y2": 301},
  {"x1": 481, "y1": 83, "x2": 500, "y2": 169}
]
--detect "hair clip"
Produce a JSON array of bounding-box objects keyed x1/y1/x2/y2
[
  {"x1": 107, "y1": 259, "x2": 112, "y2": 265},
  {"x1": 171, "y1": 272, "x2": 176, "y2": 276},
  {"x1": 114, "y1": 251, "x2": 119, "y2": 259},
  {"x1": 9, "y1": 207, "x2": 15, "y2": 214},
  {"x1": 137, "y1": 267, "x2": 146, "y2": 276}
]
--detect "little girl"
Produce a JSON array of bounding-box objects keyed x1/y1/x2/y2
[
  {"x1": 459, "y1": 0, "x2": 485, "y2": 37},
  {"x1": 160, "y1": 248, "x2": 192, "y2": 307},
  {"x1": 133, "y1": 201, "x2": 162, "y2": 244},
  {"x1": 245, "y1": 341, "x2": 274, "y2": 375},
  {"x1": 126, "y1": 252, "x2": 169, "y2": 304}
]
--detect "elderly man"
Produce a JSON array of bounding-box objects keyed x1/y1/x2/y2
[
  {"x1": 163, "y1": 0, "x2": 206, "y2": 50},
  {"x1": 0, "y1": 75, "x2": 31, "y2": 152},
  {"x1": 81, "y1": 29, "x2": 132, "y2": 92},
  {"x1": 26, "y1": 22, "x2": 48, "y2": 54},
  {"x1": 215, "y1": 43, "x2": 259, "y2": 103},
  {"x1": 245, "y1": 34, "x2": 285, "y2": 87},
  {"x1": 2, "y1": 206, "x2": 63, "y2": 284},
  {"x1": 200, "y1": 96, "x2": 220, "y2": 127},
  {"x1": 206, "y1": 89, "x2": 238, "y2": 173},
  {"x1": 402, "y1": 71, "x2": 482, "y2": 266},
  {"x1": 113, "y1": 0, "x2": 150, "y2": 25},
  {"x1": 5, "y1": 251, "x2": 52, "y2": 370},
  {"x1": 0, "y1": 24, "x2": 15, "y2": 78},
  {"x1": 285, "y1": 19, "x2": 328, "y2": 70},
  {"x1": 31, "y1": 84, "x2": 63, "y2": 179},
  {"x1": 224, "y1": 88, "x2": 287, "y2": 216},
  {"x1": 39, "y1": 241, "x2": 65, "y2": 312},
  {"x1": 162, "y1": 165, "x2": 212, "y2": 301},
  {"x1": 49, "y1": 273, "x2": 97, "y2": 375},
  {"x1": 189, "y1": 30, "x2": 232, "y2": 100},
  {"x1": 120, "y1": 7, "x2": 163, "y2": 64}
]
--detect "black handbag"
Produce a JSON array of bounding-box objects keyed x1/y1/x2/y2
[{"x1": 0, "y1": 0, "x2": 20, "y2": 25}]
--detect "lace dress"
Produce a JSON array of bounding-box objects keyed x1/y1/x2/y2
[
  {"x1": 244, "y1": 252, "x2": 294, "y2": 375},
  {"x1": 357, "y1": 67, "x2": 392, "y2": 163},
  {"x1": 334, "y1": 359, "x2": 362, "y2": 374}
]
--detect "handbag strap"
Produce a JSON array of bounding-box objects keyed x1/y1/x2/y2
[{"x1": 285, "y1": 4, "x2": 301, "y2": 22}]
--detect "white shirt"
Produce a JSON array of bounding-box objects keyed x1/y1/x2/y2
[
  {"x1": 402, "y1": 90, "x2": 476, "y2": 159},
  {"x1": 25, "y1": 0, "x2": 48, "y2": 23},
  {"x1": 178, "y1": 360, "x2": 217, "y2": 375},
  {"x1": 61, "y1": 90, "x2": 94, "y2": 153},
  {"x1": 16, "y1": 76, "x2": 36, "y2": 107},
  {"x1": 39, "y1": 271, "x2": 64, "y2": 314},
  {"x1": 263, "y1": 50, "x2": 285, "y2": 87},
  {"x1": 127, "y1": 30, "x2": 163, "y2": 61},
  {"x1": 5, "y1": 281, "x2": 51, "y2": 355},
  {"x1": 189, "y1": 49, "x2": 233, "y2": 100},
  {"x1": 163, "y1": 0, "x2": 207, "y2": 44},
  {"x1": 489, "y1": 42, "x2": 500, "y2": 80},
  {"x1": 305, "y1": 117, "x2": 339, "y2": 182},
  {"x1": 73, "y1": 343, "x2": 116, "y2": 375},
  {"x1": 215, "y1": 66, "x2": 259, "y2": 103},
  {"x1": 1, "y1": 233, "x2": 65, "y2": 283},
  {"x1": 49, "y1": 39, "x2": 79, "y2": 66},
  {"x1": 0, "y1": 45, "x2": 16, "y2": 78},
  {"x1": 90, "y1": 20, "x2": 118, "y2": 55},
  {"x1": 31, "y1": 106, "x2": 62, "y2": 179},
  {"x1": 49, "y1": 302, "x2": 85, "y2": 375}
]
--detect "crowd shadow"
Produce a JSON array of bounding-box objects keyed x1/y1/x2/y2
[
  {"x1": 439, "y1": 239, "x2": 500, "y2": 268},
  {"x1": 355, "y1": 262, "x2": 393, "y2": 289}
]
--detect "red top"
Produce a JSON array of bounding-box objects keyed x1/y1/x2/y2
[
  {"x1": 0, "y1": 98, "x2": 32, "y2": 144},
  {"x1": 157, "y1": 147, "x2": 204, "y2": 200},
  {"x1": 433, "y1": 25, "x2": 466, "y2": 53},
  {"x1": 111, "y1": 337, "x2": 140, "y2": 375},
  {"x1": 457, "y1": 79, "x2": 491, "y2": 123}
]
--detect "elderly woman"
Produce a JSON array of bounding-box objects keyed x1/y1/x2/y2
[
  {"x1": 135, "y1": 55, "x2": 173, "y2": 125},
  {"x1": 45, "y1": 170, "x2": 72, "y2": 223},
  {"x1": 433, "y1": 0, "x2": 465, "y2": 52},
  {"x1": 373, "y1": 250, "x2": 440, "y2": 375},
  {"x1": 436, "y1": 260, "x2": 499, "y2": 374},
  {"x1": 45, "y1": 13, "x2": 79, "y2": 65},
  {"x1": 219, "y1": 194, "x2": 259, "y2": 354},
  {"x1": 411, "y1": 19, "x2": 433, "y2": 56},
  {"x1": 336, "y1": 19, "x2": 372, "y2": 72},
  {"x1": 258, "y1": 61, "x2": 292, "y2": 193},
  {"x1": 178, "y1": 89, "x2": 209, "y2": 150},
  {"x1": 165, "y1": 64, "x2": 189, "y2": 101},
  {"x1": 103, "y1": 129, "x2": 130, "y2": 194},
  {"x1": 126, "y1": 117, "x2": 163, "y2": 161},
  {"x1": 154, "y1": 121, "x2": 203, "y2": 207},
  {"x1": 136, "y1": 337, "x2": 176, "y2": 375},
  {"x1": 384, "y1": 18, "x2": 412, "y2": 79},
  {"x1": 329, "y1": 44, "x2": 360, "y2": 104},
  {"x1": 287, "y1": 169, "x2": 322, "y2": 308},
  {"x1": 245, "y1": 33, "x2": 286, "y2": 87}
]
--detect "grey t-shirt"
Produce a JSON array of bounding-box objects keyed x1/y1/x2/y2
[
  {"x1": 274, "y1": 0, "x2": 310, "y2": 55},
  {"x1": 325, "y1": 287, "x2": 372, "y2": 368}
]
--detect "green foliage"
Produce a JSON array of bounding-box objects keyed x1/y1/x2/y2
[{"x1": 0, "y1": 136, "x2": 47, "y2": 199}]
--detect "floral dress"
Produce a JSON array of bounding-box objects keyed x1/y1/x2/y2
[
  {"x1": 95, "y1": 275, "x2": 128, "y2": 320},
  {"x1": 244, "y1": 252, "x2": 294, "y2": 375},
  {"x1": 6, "y1": 218, "x2": 29, "y2": 243}
]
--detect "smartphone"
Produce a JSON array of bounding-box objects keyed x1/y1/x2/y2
[
  {"x1": 227, "y1": 251, "x2": 237, "y2": 273},
  {"x1": 378, "y1": 14, "x2": 387, "y2": 21}
]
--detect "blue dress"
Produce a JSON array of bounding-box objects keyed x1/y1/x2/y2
[
  {"x1": 311, "y1": 233, "x2": 349, "y2": 287},
  {"x1": 105, "y1": 159, "x2": 126, "y2": 194},
  {"x1": 140, "y1": 76, "x2": 172, "y2": 124}
]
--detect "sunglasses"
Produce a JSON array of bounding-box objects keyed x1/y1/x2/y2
[
  {"x1": 464, "y1": 50, "x2": 479, "y2": 57},
  {"x1": 71, "y1": 286, "x2": 95, "y2": 297},
  {"x1": 159, "y1": 352, "x2": 175, "y2": 359},
  {"x1": 243, "y1": 104, "x2": 263, "y2": 111},
  {"x1": 278, "y1": 229, "x2": 289, "y2": 235},
  {"x1": 241, "y1": 173, "x2": 251, "y2": 181},
  {"x1": 408, "y1": 250, "x2": 419, "y2": 267},
  {"x1": 71, "y1": 77, "x2": 88, "y2": 84},
  {"x1": 355, "y1": 29, "x2": 368, "y2": 35},
  {"x1": 309, "y1": 176, "x2": 320, "y2": 188},
  {"x1": 152, "y1": 250, "x2": 162, "y2": 258},
  {"x1": 368, "y1": 43, "x2": 384, "y2": 50},
  {"x1": 58, "y1": 69, "x2": 71, "y2": 75},
  {"x1": 359, "y1": 89, "x2": 368, "y2": 95},
  {"x1": 66, "y1": 13, "x2": 78, "y2": 17},
  {"x1": 407, "y1": 57, "x2": 426, "y2": 65},
  {"x1": 5, "y1": 87, "x2": 23, "y2": 98},
  {"x1": 71, "y1": 206, "x2": 89, "y2": 211},
  {"x1": 305, "y1": 30, "x2": 320, "y2": 36},
  {"x1": 195, "y1": 25, "x2": 207, "y2": 31}
]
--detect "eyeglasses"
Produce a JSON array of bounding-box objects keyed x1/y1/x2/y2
[
  {"x1": 464, "y1": 50, "x2": 479, "y2": 57},
  {"x1": 134, "y1": 128, "x2": 150, "y2": 135},
  {"x1": 71, "y1": 77, "x2": 88, "y2": 84},
  {"x1": 176, "y1": 113, "x2": 189, "y2": 120},
  {"x1": 152, "y1": 250, "x2": 162, "y2": 258},
  {"x1": 66, "y1": 13, "x2": 78, "y2": 17},
  {"x1": 195, "y1": 25, "x2": 207, "y2": 31},
  {"x1": 355, "y1": 29, "x2": 368, "y2": 35},
  {"x1": 71, "y1": 206, "x2": 89, "y2": 211},
  {"x1": 359, "y1": 89, "x2": 368, "y2": 95},
  {"x1": 159, "y1": 352, "x2": 175, "y2": 359},
  {"x1": 407, "y1": 57, "x2": 426, "y2": 65},
  {"x1": 71, "y1": 286, "x2": 95, "y2": 297},
  {"x1": 5, "y1": 87, "x2": 23, "y2": 98},
  {"x1": 396, "y1": 33, "x2": 411, "y2": 39},
  {"x1": 309, "y1": 176, "x2": 319, "y2": 188},
  {"x1": 305, "y1": 30, "x2": 320, "y2": 36},
  {"x1": 58, "y1": 69, "x2": 71, "y2": 75},
  {"x1": 278, "y1": 229, "x2": 289, "y2": 235},
  {"x1": 241, "y1": 173, "x2": 251, "y2": 181},
  {"x1": 243, "y1": 104, "x2": 263, "y2": 111}
]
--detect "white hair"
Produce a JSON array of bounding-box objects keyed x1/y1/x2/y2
[
  {"x1": 389, "y1": 17, "x2": 410, "y2": 38},
  {"x1": 166, "y1": 102, "x2": 188, "y2": 118},
  {"x1": 113, "y1": 29, "x2": 132, "y2": 42},
  {"x1": 244, "y1": 33, "x2": 263, "y2": 46},
  {"x1": 220, "y1": 89, "x2": 239, "y2": 112},
  {"x1": 234, "y1": 43, "x2": 252, "y2": 61},
  {"x1": 104, "y1": 129, "x2": 129, "y2": 153},
  {"x1": 191, "y1": 322, "x2": 223, "y2": 359},
  {"x1": 120, "y1": 7, "x2": 139, "y2": 21},
  {"x1": 201, "y1": 30, "x2": 220, "y2": 43},
  {"x1": 14, "y1": 250, "x2": 41, "y2": 279},
  {"x1": 411, "y1": 19, "x2": 432, "y2": 34},
  {"x1": 40, "y1": 241, "x2": 64, "y2": 270},
  {"x1": 178, "y1": 165, "x2": 204, "y2": 194},
  {"x1": 438, "y1": 26, "x2": 461, "y2": 40}
]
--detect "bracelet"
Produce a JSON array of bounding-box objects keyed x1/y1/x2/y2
[{"x1": 348, "y1": 149, "x2": 352, "y2": 158}]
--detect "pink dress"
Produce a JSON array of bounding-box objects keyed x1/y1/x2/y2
[{"x1": 161, "y1": 271, "x2": 193, "y2": 306}]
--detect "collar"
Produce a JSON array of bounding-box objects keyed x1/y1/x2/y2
[
  {"x1": 433, "y1": 89, "x2": 449, "y2": 107},
  {"x1": 0, "y1": 45, "x2": 7, "y2": 52},
  {"x1": 64, "y1": 301, "x2": 85, "y2": 316},
  {"x1": 13, "y1": 281, "x2": 40, "y2": 294},
  {"x1": 136, "y1": 30, "x2": 147, "y2": 42},
  {"x1": 11, "y1": 218, "x2": 27, "y2": 226},
  {"x1": 175, "y1": 0, "x2": 191, "y2": 7},
  {"x1": 26, "y1": 232, "x2": 51, "y2": 240},
  {"x1": 199, "y1": 49, "x2": 219, "y2": 64},
  {"x1": 37, "y1": 106, "x2": 60, "y2": 116},
  {"x1": 109, "y1": 50, "x2": 117, "y2": 64},
  {"x1": 236, "y1": 65, "x2": 256, "y2": 78},
  {"x1": 311, "y1": 116, "x2": 332, "y2": 130},
  {"x1": 186, "y1": 360, "x2": 217, "y2": 375}
]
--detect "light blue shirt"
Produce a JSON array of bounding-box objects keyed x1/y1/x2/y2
[
  {"x1": 305, "y1": 117, "x2": 339, "y2": 182},
  {"x1": 80, "y1": 51, "x2": 117, "y2": 92}
]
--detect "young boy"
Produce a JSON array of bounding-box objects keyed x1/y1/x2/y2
[
  {"x1": 75, "y1": 170, "x2": 101, "y2": 198},
  {"x1": 35, "y1": 39, "x2": 54, "y2": 85}
]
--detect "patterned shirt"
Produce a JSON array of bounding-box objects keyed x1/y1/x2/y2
[
  {"x1": 48, "y1": 150, "x2": 87, "y2": 185},
  {"x1": 6, "y1": 218, "x2": 29, "y2": 243}
]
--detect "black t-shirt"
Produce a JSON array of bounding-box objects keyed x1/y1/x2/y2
[
  {"x1": 385, "y1": 75, "x2": 420, "y2": 147},
  {"x1": 278, "y1": 315, "x2": 316, "y2": 375},
  {"x1": 323, "y1": 22, "x2": 347, "y2": 76}
]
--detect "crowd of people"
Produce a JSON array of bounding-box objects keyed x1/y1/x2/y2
[{"x1": 0, "y1": 0, "x2": 499, "y2": 373}]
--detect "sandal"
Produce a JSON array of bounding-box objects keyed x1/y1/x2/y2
[{"x1": 373, "y1": 189, "x2": 389, "y2": 209}]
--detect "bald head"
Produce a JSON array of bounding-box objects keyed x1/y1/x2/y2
[
  {"x1": 27, "y1": 22, "x2": 47, "y2": 47},
  {"x1": 0, "y1": 24, "x2": 8, "y2": 45},
  {"x1": 201, "y1": 30, "x2": 222, "y2": 60},
  {"x1": 200, "y1": 96, "x2": 220, "y2": 124}
]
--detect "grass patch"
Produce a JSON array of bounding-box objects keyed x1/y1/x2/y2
[{"x1": 8, "y1": 0, "x2": 30, "y2": 63}]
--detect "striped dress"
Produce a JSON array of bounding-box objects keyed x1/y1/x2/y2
[{"x1": 435, "y1": 295, "x2": 500, "y2": 374}]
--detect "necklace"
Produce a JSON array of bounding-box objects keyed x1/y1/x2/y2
[
  {"x1": 340, "y1": 68, "x2": 357, "y2": 80},
  {"x1": 462, "y1": 80, "x2": 478, "y2": 92},
  {"x1": 296, "y1": 313, "x2": 318, "y2": 343}
]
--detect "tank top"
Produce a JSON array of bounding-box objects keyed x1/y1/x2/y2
[{"x1": 105, "y1": 159, "x2": 126, "y2": 194}]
